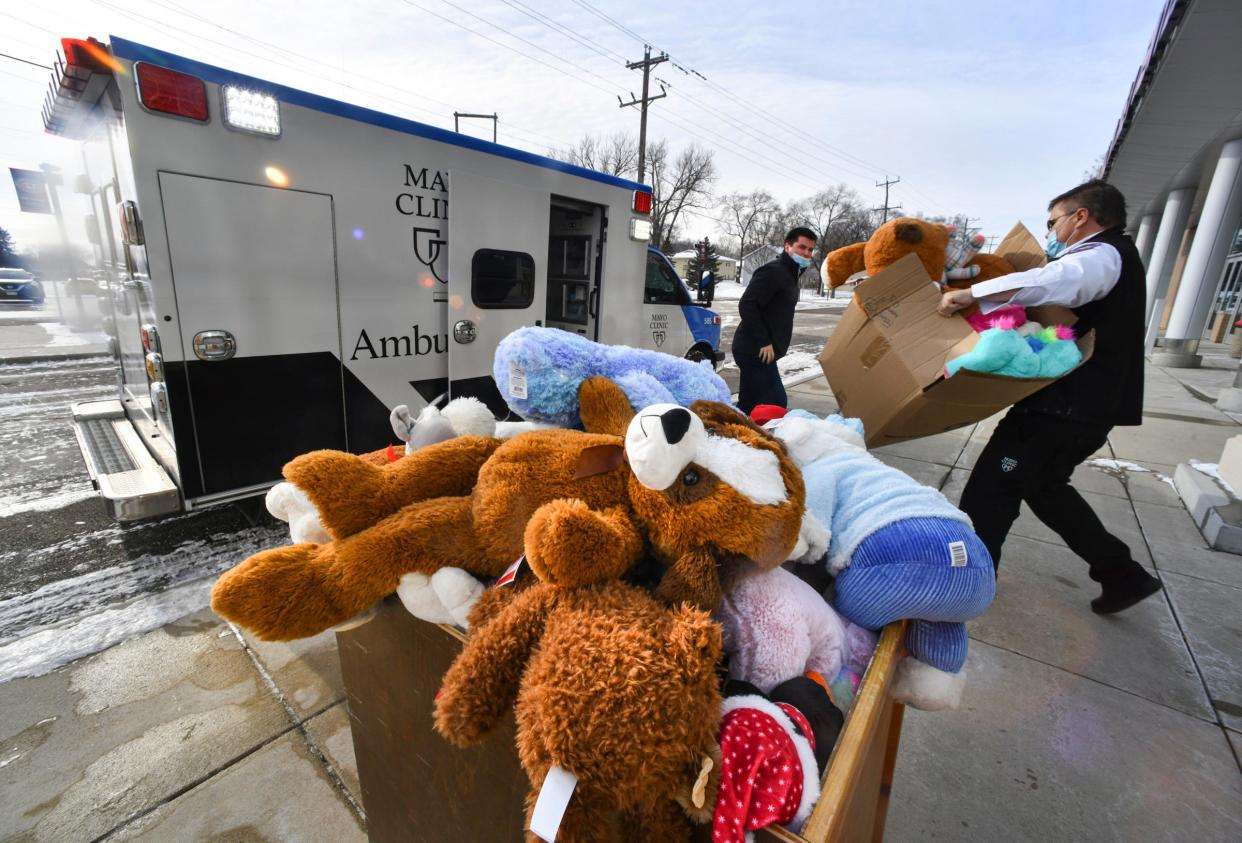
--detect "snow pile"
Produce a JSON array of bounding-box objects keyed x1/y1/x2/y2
[{"x1": 1188, "y1": 460, "x2": 1238, "y2": 496}]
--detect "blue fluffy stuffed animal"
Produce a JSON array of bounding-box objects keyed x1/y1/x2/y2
[{"x1": 493, "y1": 326, "x2": 731, "y2": 426}]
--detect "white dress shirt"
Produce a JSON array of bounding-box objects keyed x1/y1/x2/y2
[{"x1": 972, "y1": 231, "x2": 1122, "y2": 314}]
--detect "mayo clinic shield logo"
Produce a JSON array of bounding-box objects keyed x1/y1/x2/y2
[
  {"x1": 1001, "y1": 457, "x2": 1018, "y2": 473},
  {"x1": 652, "y1": 329, "x2": 666, "y2": 347}
]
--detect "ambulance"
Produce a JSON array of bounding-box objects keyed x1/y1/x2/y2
[{"x1": 40, "y1": 36, "x2": 723, "y2": 520}]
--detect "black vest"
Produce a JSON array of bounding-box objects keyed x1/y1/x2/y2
[{"x1": 1017, "y1": 227, "x2": 1146, "y2": 426}]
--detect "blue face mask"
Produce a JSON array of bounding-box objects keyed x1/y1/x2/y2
[
  {"x1": 1045, "y1": 230, "x2": 1067, "y2": 260},
  {"x1": 789, "y1": 252, "x2": 812, "y2": 269}
]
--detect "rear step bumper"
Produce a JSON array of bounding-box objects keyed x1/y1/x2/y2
[{"x1": 72, "y1": 399, "x2": 180, "y2": 521}]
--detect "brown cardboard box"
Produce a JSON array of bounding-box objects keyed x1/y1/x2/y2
[
  {"x1": 995, "y1": 221, "x2": 1047, "y2": 272},
  {"x1": 817, "y1": 252, "x2": 1093, "y2": 448}
]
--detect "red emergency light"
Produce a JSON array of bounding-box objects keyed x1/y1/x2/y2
[
  {"x1": 135, "y1": 62, "x2": 208, "y2": 122},
  {"x1": 633, "y1": 190, "x2": 652, "y2": 214},
  {"x1": 61, "y1": 37, "x2": 121, "y2": 74}
]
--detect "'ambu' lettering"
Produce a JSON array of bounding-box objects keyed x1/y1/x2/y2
[{"x1": 351, "y1": 326, "x2": 447, "y2": 360}]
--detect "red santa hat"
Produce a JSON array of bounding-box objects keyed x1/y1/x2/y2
[{"x1": 711, "y1": 694, "x2": 821, "y2": 843}]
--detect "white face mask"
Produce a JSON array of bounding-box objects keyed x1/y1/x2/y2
[{"x1": 789, "y1": 252, "x2": 812, "y2": 269}]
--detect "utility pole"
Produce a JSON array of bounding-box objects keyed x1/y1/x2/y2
[
  {"x1": 453, "y1": 112, "x2": 498, "y2": 143},
  {"x1": 619, "y1": 45, "x2": 668, "y2": 184},
  {"x1": 874, "y1": 176, "x2": 901, "y2": 223}
]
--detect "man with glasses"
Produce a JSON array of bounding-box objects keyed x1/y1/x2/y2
[{"x1": 937, "y1": 179, "x2": 1160, "y2": 614}]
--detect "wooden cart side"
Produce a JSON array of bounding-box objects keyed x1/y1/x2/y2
[{"x1": 798, "y1": 621, "x2": 907, "y2": 843}]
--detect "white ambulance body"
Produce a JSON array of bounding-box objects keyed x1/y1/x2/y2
[{"x1": 44, "y1": 36, "x2": 722, "y2": 520}]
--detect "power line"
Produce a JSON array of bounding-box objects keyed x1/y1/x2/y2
[
  {"x1": 496, "y1": 0, "x2": 627, "y2": 64},
  {"x1": 0, "y1": 52, "x2": 51, "y2": 71}
]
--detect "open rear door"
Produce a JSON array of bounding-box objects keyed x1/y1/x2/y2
[{"x1": 447, "y1": 170, "x2": 549, "y2": 418}]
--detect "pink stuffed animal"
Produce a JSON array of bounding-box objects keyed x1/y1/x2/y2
[{"x1": 716, "y1": 565, "x2": 848, "y2": 694}]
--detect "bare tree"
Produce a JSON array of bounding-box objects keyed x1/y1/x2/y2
[
  {"x1": 550, "y1": 133, "x2": 714, "y2": 249},
  {"x1": 718, "y1": 189, "x2": 780, "y2": 267},
  {"x1": 550, "y1": 132, "x2": 639, "y2": 177},
  {"x1": 648, "y1": 141, "x2": 716, "y2": 250}
]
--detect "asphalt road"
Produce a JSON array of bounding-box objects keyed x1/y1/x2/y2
[{"x1": 0, "y1": 354, "x2": 284, "y2": 655}]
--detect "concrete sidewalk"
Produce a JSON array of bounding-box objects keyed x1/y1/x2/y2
[{"x1": 2, "y1": 360, "x2": 1241, "y2": 840}]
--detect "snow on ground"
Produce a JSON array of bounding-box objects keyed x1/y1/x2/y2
[
  {"x1": 0, "y1": 523, "x2": 284, "y2": 682},
  {"x1": 1085, "y1": 458, "x2": 1177, "y2": 489},
  {"x1": 0, "y1": 578, "x2": 216, "y2": 684},
  {"x1": 40, "y1": 321, "x2": 110, "y2": 348},
  {"x1": 718, "y1": 343, "x2": 823, "y2": 381}
]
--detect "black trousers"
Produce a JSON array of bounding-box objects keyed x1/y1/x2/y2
[{"x1": 959, "y1": 408, "x2": 1143, "y2": 585}]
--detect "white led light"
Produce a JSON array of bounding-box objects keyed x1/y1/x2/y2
[
  {"x1": 629, "y1": 218, "x2": 652, "y2": 241},
  {"x1": 222, "y1": 85, "x2": 281, "y2": 136}
]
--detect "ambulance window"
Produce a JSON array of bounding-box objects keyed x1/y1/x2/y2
[
  {"x1": 645, "y1": 251, "x2": 689, "y2": 305},
  {"x1": 472, "y1": 249, "x2": 535, "y2": 308}
]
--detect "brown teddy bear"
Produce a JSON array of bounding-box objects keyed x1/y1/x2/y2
[
  {"x1": 210, "y1": 377, "x2": 807, "y2": 641},
  {"x1": 823, "y1": 216, "x2": 1014, "y2": 292},
  {"x1": 434, "y1": 578, "x2": 724, "y2": 843}
]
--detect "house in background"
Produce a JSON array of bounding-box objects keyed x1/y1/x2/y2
[{"x1": 668, "y1": 250, "x2": 738, "y2": 282}]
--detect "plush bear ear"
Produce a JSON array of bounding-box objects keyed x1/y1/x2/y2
[
  {"x1": 689, "y1": 400, "x2": 786, "y2": 453},
  {"x1": 578, "y1": 376, "x2": 635, "y2": 437}
]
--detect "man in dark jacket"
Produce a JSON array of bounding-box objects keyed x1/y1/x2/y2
[
  {"x1": 939, "y1": 179, "x2": 1160, "y2": 615},
  {"x1": 732, "y1": 227, "x2": 816, "y2": 413}
]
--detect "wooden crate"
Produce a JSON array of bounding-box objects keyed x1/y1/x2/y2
[{"x1": 338, "y1": 596, "x2": 905, "y2": 843}]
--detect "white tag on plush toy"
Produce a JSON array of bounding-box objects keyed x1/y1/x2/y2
[
  {"x1": 948, "y1": 541, "x2": 968, "y2": 567},
  {"x1": 508, "y1": 361, "x2": 528, "y2": 399},
  {"x1": 529, "y1": 765, "x2": 577, "y2": 841}
]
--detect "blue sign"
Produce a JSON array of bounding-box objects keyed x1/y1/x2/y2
[{"x1": 9, "y1": 168, "x2": 52, "y2": 214}]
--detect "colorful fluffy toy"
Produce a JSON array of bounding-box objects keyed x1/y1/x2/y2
[
  {"x1": 944, "y1": 318, "x2": 1082, "y2": 379},
  {"x1": 493, "y1": 326, "x2": 731, "y2": 427},
  {"x1": 434, "y1": 579, "x2": 724, "y2": 843},
  {"x1": 769, "y1": 411, "x2": 996, "y2": 711},
  {"x1": 210, "y1": 378, "x2": 807, "y2": 640}
]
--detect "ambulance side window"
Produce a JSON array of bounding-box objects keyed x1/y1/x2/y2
[
  {"x1": 645, "y1": 252, "x2": 690, "y2": 305},
  {"x1": 472, "y1": 249, "x2": 535, "y2": 308}
]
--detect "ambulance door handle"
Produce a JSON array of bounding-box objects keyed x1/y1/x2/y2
[
  {"x1": 193, "y1": 330, "x2": 236, "y2": 361},
  {"x1": 588, "y1": 288, "x2": 599, "y2": 319}
]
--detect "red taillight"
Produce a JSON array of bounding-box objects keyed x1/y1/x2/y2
[
  {"x1": 633, "y1": 190, "x2": 652, "y2": 214},
  {"x1": 135, "y1": 62, "x2": 208, "y2": 122},
  {"x1": 713, "y1": 315, "x2": 721, "y2": 325},
  {"x1": 61, "y1": 37, "x2": 120, "y2": 74}
]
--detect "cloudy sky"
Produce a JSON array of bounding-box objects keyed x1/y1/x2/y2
[{"x1": 1, "y1": 0, "x2": 1167, "y2": 256}]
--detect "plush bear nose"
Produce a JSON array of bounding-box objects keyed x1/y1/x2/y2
[{"x1": 659, "y1": 407, "x2": 692, "y2": 444}]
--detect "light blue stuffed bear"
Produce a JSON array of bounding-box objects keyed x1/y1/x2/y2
[
  {"x1": 493, "y1": 326, "x2": 731, "y2": 426},
  {"x1": 770, "y1": 410, "x2": 996, "y2": 711}
]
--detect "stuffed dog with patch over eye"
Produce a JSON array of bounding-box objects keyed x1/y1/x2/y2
[{"x1": 211, "y1": 377, "x2": 806, "y2": 641}]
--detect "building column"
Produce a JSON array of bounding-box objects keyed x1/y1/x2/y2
[
  {"x1": 1143, "y1": 187, "x2": 1196, "y2": 348},
  {"x1": 1134, "y1": 212, "x2": 1160, "y2": 267},
  {"x1": 1155, "y1": 138, "x2": 1242, "y2": 368}
]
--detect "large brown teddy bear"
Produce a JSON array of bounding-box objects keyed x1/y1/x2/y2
[
  {"x1": 211, "y1": 377, "x2": 807, "y2": 640},
  {"x1": 435, "y1": 579, "x2": 723, "y2": 843},
  {"x1": 823, "y1": 216, "x2": 1014, "y2": 291}
]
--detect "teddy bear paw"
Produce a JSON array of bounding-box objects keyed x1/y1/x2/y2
[
  {"x1": 890, "y1": 656, "x2": 965, "y2": 711},
  {"x1": 431, "y1": 568, "x2": 485, "y2": 628}
]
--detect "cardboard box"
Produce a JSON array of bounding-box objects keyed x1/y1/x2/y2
[
  {"x1": 994, "y1": 221, "x2": 1047, "y2": 272},
  {"x1": 818, "y1": 252, "x2": 1094, "y2": 448}
]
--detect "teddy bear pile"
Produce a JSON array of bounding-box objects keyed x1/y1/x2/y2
[
  {"x1": 209, "y1": 326, "x2": 996, "y2": 842},
  {"x1": 823, "y1": 217, "x2": 1082, "y2": 381}
]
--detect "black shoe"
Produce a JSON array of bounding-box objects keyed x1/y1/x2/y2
[{"x1": 1091, "y1": 570, "x2": 1162, "y2": 614}]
